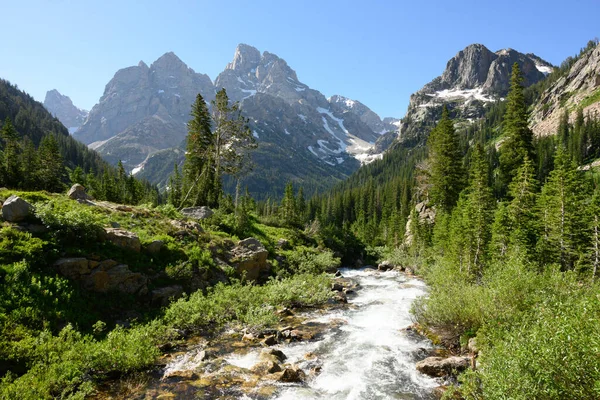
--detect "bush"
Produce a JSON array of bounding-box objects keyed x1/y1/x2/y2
[
  {"x1": 0, "y1": 228, "x2": 46, "y2": 265},
  {"x1": 283, "y1": 246, "x2": 340, "y2": 275},
  {"x1": 36, "y1": 199, "x2": 104, "y2": 244}
]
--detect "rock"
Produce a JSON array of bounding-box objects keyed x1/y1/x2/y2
[
  {"x1": 104, "y1": 228, "x2": 141, "y2": 252},
  {"x1": 83, "y1": 264, "x2": 148, "y2": 294},
  {"x1": 230, "y1": 238, "x2": 269, "y2": 281},
  {"x1": 276, "y1": 238, "x2": 290, "y2": 249},
  {"x1": 44, "y1": 90, "x2": 88, "y2": 132},
  {"x1": 416, "y1": 356, "x2": 471, "y2": 378},
  {"x1": 1, "y1": 195, "x2": 33, "y2": 222},
  {"x1": 331, "y1": 283, "x2": 343, "y2": 292},
  {"x1": 242, "y1": 332, "x2": 255, "y2": 341},
  {"x1": 67, "y1": 184, "x2": 92, "y2": 201},
  {"x1": 334, "y1": 292, "x2": 348, "y2": 303},
  {"x1": 468, "y1": 337, "x2": 479, "y2": 354},
  {"x1": 181, "y1": 206, "x2": 214, "y2": 220},
  {"x1": 378, "y1": 260, "x2": 394, "y2": 271},
  {"x1": 151, "y1": 285, "x2": 184, "y2": 306},
  {"x1": 163, "y1": 370, "x2": 198, "y2": 381},
  {"x1": 146, "y1": 240, "x2": 164, "y2": 255},
  {"x1": 334, "y1": 270, "x2": 342, "y2": 277},
  {"x1": 276, "y1": 307, "x2": 294, "y2": 317},
  {"x1": 170, "y1": 219, "x2": 204, "y2": 236},
  {"x1": 54, "y1": 258, "x2": 90, "y2": 279},
  {"x1": 116, "y1": 205, "x2": 133, "y2": 212},
  {"x1": 251, "y1": 360, "x2": 281, "y2": 375},
  {"x1": 262, "y1": 348, "x2": 287, "y2": 362},
  {"x1": 261, "y1": 335, "x2": 277, "y2": 346},
  {"x1": 278, "y1": 367, "x2": 305, "y2": 383},
  {"x1": 405, "y1": 267, "x2": 414, "y2": 275}
]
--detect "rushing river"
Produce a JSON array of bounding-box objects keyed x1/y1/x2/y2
[{"x1": 162, "y1": 268, "x2": 438, "y2": 399}]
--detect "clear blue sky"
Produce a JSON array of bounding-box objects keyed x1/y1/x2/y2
[{"x1": 1, "y1": 0, "x2": 598, "y2": 118}]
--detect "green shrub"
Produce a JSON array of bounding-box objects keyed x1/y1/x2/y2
[
  {"x1": 0, "y1": 228, "x2": 47, "y2": 265},
  {"x1": 284, "y1": 246, "x2": 340, "y2": 275},
  {"x1": 35, "y1": 199, "x2": 104, "y2": 244}
]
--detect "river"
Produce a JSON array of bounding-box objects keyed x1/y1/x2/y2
[{"x1": 161, "y1": 268, "x2": 438, "y2": 399}]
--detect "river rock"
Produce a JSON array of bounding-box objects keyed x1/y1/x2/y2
[
  {"x1": 104, "y1": 228, "x2": 141, "y2": 252},
  {"x1": 378, "y1": 260, "x2": 394, "y2": 271},
  {"x1": 181, "y1": 206, "x2": 214, "y2": 220},
  {"x1": 278, "y1": 367, "x2": 305, "y2": 383},
  {"x1": 230, "y1": 238, "x2": 269, "y2": 281},
  {"x1": 261, "y1": 335, "x2": 278, "y2": 346},
  {"x1": 1, "y1": 195, "x2": 33, "y2": 222},
  {"x1": 416, "y1": 356, "x2": 471, "y2": 377},
  {"x1": 334, "y1": 270, "x2": 342, "y2": 277},
  {"x1": 67, "y1": 184, "x2": 92, "y2": 201},
  {"x1": 331, "y1": 282, "x2": 343, "y2": 292},
  {"x1": 261, "y1": 348, "x2": 287, "y2": 362},
  {"x1": 251, "y1": 360, "x2": 281, "y2": 374}
]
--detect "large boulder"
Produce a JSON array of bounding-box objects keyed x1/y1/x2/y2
[
  {"x1": 378, "y1": 260, "x2": 394, "y2": 271},
  {"x1": 104, "y1": 228, "x2": 141, "y2": 252},
  {"x1": 1, "y1": 195, "x2": 33, "y2": 222},
  {"x1": 67, "y1": 184, "x2": 92, "y2": 201},
  {"x1": 54, "y1": 258, "x2": 148, "y2": 295},
  {"x1": 151, "y1": 285, "x2": 184, "y2": 306},
  {"x1": 83, "y1": 264, "x2": 148, "y2": 294},
  {"x1": 416, "y1": 356, "x2": 471, "y2": 377},
  {"x1": 181, "y1": 206, "x2": 214, "y2": 220},
  {"x1": 230, "y1": 238, "x2": 269, "y2": 281}
]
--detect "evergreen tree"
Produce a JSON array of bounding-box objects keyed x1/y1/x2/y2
[
  {"x1": 168, "y1": 163, "x2": 182, "y2": 207},
  {"x1": 588, "y1": 187, "x2": 600, "y2": 280},
  {"x1": 427, "y1": 105, "x2": 465, "y2": 212},
  {"x1": 181, "y1": 93, "x2": 212, "y2": 207},
  {"x1": 507, "y1": 156, "x2": 539, "y2": 257},
  {"x1": 37, "y1": 134, "x2": 65, "y2": 192},
  {"x1": 280, "y1": 181, "x2": 297, "y2": 227},
  {"x1": 537, "y1": 146, "x2": 587, "y2": 270},
  {"x1": 1, "y1": 118, "x2": 22, "y2": 188},
  {"x1": 499, "y1": 63, "x2": 535, "y2": 190},
  {"x1": 69, "y1": 166, "x2": 86, "y2": 185},
  {"x1": 490, "y1": 202, "x2": 511, "y2": 260},
  {"x1": 20, "y1": 137, "x2": 39, "y2": 189},
  {"x1": 461, "y1": 143, "x2": 495, "y2": 276}
]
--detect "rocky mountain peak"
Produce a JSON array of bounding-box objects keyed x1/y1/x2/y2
[
  {"x1": 440, "y1": 44, "x2": 497, "y2": 90},
  {"x1": 44, "y1": 89, "x2": 88, "y2": 133},
  {"x1": 226, "y1": 44, "x2": 261, "y2": 72}
]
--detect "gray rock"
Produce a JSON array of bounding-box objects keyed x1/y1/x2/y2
[
  {"x1": 230, "y1": 238, "x2": 269, "y2": 281},
  {"x1": 416, "y1": 356, "x2": 471, "y2": 377},
  {"x1": 276, "y1": 238, "x2": 290, "y2": 249},
  {"x1": 181, "y1": 206, "x2": 214, "y2": 220},
  {"x1": 67, "y1": 184, "x2": 91, "y2": 201},
  {"x1": 104, "y1": 228, "x2": 141, "y2": 252},
  {"x1": 145, "y1": 240, "x2": 164, "y2": 255},
  {"x1": 151, "y1": 285, "x2": 184, "y2": 306},
  {"x1": 1, "y1": 195, "x2": 33, "y2": 222},
  {"x1": 378, "y1": 261, "x2": 394, "y2": 271}
]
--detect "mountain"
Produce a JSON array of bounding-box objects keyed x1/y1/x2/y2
[
  {"x1": 391, "y1": 44, "x2": 553, "y2": 147},
  {"x1": 530, "y1": 42, "x2": 600, "y2": 137},
  {"x1": 43, "y1": 89, "x2": 88, "y2": 134},
  {"x1": 0, "y1": 79, "x2": 110, "y2": 174},
  {"x1": 75, "y1": 44, "x2": 395, "y2": 198}
]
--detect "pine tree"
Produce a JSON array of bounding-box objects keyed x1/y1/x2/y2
[
  {"x1": 462, "y1": 143, "x2": 495, "y2": 275},
  {"x1": 427, "y1": 105, "x2": 465, "y2": 212},
  {"x1": 37, "y1": 134, "x2": 65, "y2": 192},
  {"x1": 280, "y1": 181, "x2": 297, "y2": 227},
  {"x1": 168, "y1": 163, "x2": 182, "y2": 206},
  {"x1": 507, "y1": 156, "x2": 538, "y2": 258},
  {"x1": 537, "y1": 146, "x2": 587, "y2": 270},
  {"x1": 499, "y1": 63, "x2": 535, "y2": 190},
  {"x1": 1, "y1": 118, "x2": 22, "y2": 188},
  {"x1": 588, "y1": 187, "x2": 600, "y2": 280},
  {"x1": 21, "y1": 137, "x2": 39, "y2": 189},
  {"x1": 181, "y1": 93, "x2": 212, "y2": 207},
  {"x1": 490, "y1": 202, "x2": 511, "y2": 260}
]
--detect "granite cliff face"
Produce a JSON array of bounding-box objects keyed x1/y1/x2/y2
[
  {"x1": 43, "y1": 90, "x2": 88, "y2": 134},
  {"x1": 393, "y1": 44, "x2": 553, "y2": 146},
  {"x1": 76, "y1": 44, "x2": 396, "y2": 197},
  {"x1": 530, "y1": 42, "x2": 600, "y2": 137}
]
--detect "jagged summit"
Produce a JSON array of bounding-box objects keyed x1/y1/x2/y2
[
  {"x1": 43, "y1": 89, "x2": 88, "y2": 134},
  {"x1": 226, "y1": 44, "x2": 261, "y2": 71}
]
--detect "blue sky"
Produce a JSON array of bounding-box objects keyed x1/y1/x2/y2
[{"x1": 1, "y1": 0, "x2": 598, "y2": 118}]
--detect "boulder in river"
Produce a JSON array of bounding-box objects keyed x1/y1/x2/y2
[
  {"x1": 278, "y1": 367, "x2": 305, "y2": 383},
  {"x1": 378, "y1": 260, "x2": 394, "y2": 271},
  {"x1": 416, "y1": 356, "x2": 471, "y2": 377}
]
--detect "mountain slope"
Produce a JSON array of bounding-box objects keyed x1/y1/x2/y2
[{"x1": 43, "y1": 89, "x2": 88, "y2": 133}]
